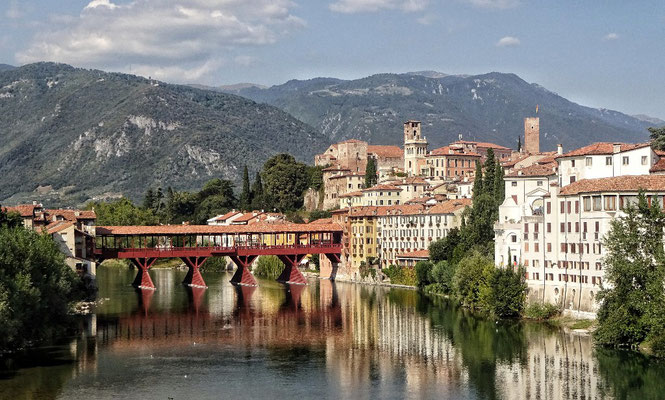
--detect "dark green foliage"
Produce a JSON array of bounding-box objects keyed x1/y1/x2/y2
[
  {"x1": 472, "y1": 162, "x2": 484, "y2": 198},
  {"x1": 308, "y1": 210, "x2": 332, "y2": 222},
  {"x1": 251, "y1": 172, "x2": 265, "y2": 210},
  {"x1": 365, "y1": 157, "x2": 377, "y2": 188},
  {"x1": 86, "y1": 198, "x2": 158, "y2": 225},
  {"x1": 0, "y1": 62, "x2": 329, "y2": 206},
  {"x1": 192, "y1": 178, "x2": 237, "y2": 223},
  {"x1": 415, "y1": 261, "x2": 434, "y2": 288},
  {"x1": 453, "y1": 252, "x2": 493, "y2": 309},
  {"x1": 239, "y1": 166, "x2": 252, "y2": 211},
  {"x1": 306, "y1": 165, "x2": 325, "y2": 191},
  {"x1": 310, "y1": 254, "x2": 320, "y2": 271},
  {"x1": 429, "y1": 228, "x2": 460, "y2": 263},
  {"x1": 517, "y1": 136, "x2": 521, "y2": 152},
  {"x1": 428, "y1": 260, "x2": 457, "y2": 294},
  {"x1": 487, "y1": 266, "x2": 527, "y2": 318},
  {"x1": 648, "y1": 126, "x2": 665, "y2": 151},
  {"x1": 262, "y1": 154, "x2": 309, "y2": 212},
  {"x1": 143, "y1": 188, "x2": 156, "y2": 210},
  {"x1": 0, "y1": 226, "x2": 85, "y2": 350},
  {"x1": 253, "y1": 256, "x2": 284, "y2": 279},
  {"x1": 524, "y1": 302, "x2": 559, "y2": 320},
  {"x1": 494, "y1": 162, "x2": 505, "y2": 206},
  {"x1": 0, "y1": 207, "x2": 22, "y2": 228},
  {"x1": 595, "y1": 192, "x2": 665, "y2": 356},
  {"x1": 200, "y1": 257, "x2": 227, "y2": 273},
  {"x1": 482, "y1": 148, "x2": 496, "y2": 199},
  {"x1": 383, "y1": 264, "x2": 417, "y2": 286}
]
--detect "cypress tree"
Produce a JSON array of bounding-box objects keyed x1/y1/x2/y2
[
  {"x1": 517, "y1": 136, "x2": 522, "y2": 152},
  {"x1": 494, "y1": 160, "x2": 505, "y2": 206},
  {"x1": 251, "y1": 172, "x2": 264, "y2": 210},
  {"x1": 143, "y1": 188, "x2": 156, "y2": 210},
  {"x1": 472, "y1": 161, "x2": 484, "y2": 198},
  {"x1": 483, "y1": 148, "x2": 496, "y2": 199},
  {"x1": 239, "y1": 165, "x2": 252, "y2": 210},
  {"x1": 365, "y1": 157, "x2": 377, "y2": 188}
]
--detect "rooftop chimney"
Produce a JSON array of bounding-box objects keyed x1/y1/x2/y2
[
  {"x1": 613, "y1": 143, "x2": 622, "y2": 154},
  {"x1": 557, "y1": 144, "x2": 563, "y2": 155}
]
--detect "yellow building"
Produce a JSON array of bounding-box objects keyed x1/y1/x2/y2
[{"x1": 348, "y1": 206, "x2": 383, "y2": 271}]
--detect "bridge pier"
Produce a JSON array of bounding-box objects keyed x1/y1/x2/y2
[
  {"x1": 230, "y1": 255, "x2": 258, "y2": 287},
  {"x1": 130, "y1": 257, "x2": 157, "y2": 290},
  {"x1": 277, "y1": 254, "x2": 308, "y2": 285},
  {"x1": 181, "y1": 256, "x2": 208, "y2": 289}
]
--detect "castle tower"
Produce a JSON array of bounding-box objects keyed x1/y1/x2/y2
[
  {"x1": 524, "y1": 117, "x2": 539, "y2": 154},
  {"x1": 403, "y1": 120, "x2": 428, "y2": 176}
]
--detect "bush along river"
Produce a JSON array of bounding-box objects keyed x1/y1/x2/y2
[{"x1": 1, "y1": 264, "x2": 665, "y2": 399}]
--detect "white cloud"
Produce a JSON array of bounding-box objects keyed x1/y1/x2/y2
[
  {"x1": 496, "y1": 36, "x2": 520, "y2": 47},
  {"x1": 604, "y1": 32, "x2": 619, "y2": 41},
  {"x1": 465, "y1": 0, "x2": 520, "y2": 9},
  {"x1": 17, "y1": 0, "x2": 304, "y2": 83},
  {"x1": 330, "y1": 0, "x2": 429, "y2": 13},
  {"x1": 416, "y1": 14, "x2": 438, "y2": 25}
]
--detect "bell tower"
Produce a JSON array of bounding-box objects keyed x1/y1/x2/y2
[{"x1": 403, "y1": 120, "x2": 428, "y2": 176}]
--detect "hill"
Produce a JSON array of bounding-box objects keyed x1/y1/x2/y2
[
  {"x1": 0, "y1": 63, "x2": 329, "y2": 206},
  {"x1": 229, "y1": 72, "x2": 658, "y2": 151}
]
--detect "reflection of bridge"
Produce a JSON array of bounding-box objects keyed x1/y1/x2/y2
[
  {"x1": 94, "y1": 223, "x2": 342, "y2": 290},
  {"x1": 98, "y1": 281, "x2": 343, "y2": 348}
]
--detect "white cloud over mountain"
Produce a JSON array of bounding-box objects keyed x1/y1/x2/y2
[
  {"x1": 496, "y1": 36, "x2": 520, "y2": 47},
  {"x1": 17, "y1": 0, "x2": 303, "y2": 82}
]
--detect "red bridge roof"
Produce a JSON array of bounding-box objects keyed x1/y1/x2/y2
[{"x1": 96, "y1": 222, "x2": 343, "y2": 236}]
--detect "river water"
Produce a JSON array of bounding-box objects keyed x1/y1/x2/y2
[{"x1": 1, "y1": 265, "x2": 664, "y2": 400}]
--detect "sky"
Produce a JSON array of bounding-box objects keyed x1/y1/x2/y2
[{"x1": 1, "y1": 0, "x2": 664, "y2": 119}]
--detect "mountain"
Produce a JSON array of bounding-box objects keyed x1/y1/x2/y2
[
  {"x1": 0, "y1": 63, "x2": 329, "y2": 206},
  {"x1": 632, "y1": 114, "x2": 665, "y2": 126},
  {"x1": 0, "y1": 64, "x2": 15, "y2": 72},
  {"x1": 228, "y1": 72, "x2": 659, "y2": 151}
]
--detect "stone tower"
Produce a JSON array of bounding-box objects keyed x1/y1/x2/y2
[
  {"x1": 403, "y1": 120, "x2": 428, "y2": 176},
  {"x1": 524, "y1": 117, "x2": 539, "y2": 154}
]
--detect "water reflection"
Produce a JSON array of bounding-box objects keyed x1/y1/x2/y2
[{"x1": 1, "y1": 266, "x2": 665, "y2": 399}]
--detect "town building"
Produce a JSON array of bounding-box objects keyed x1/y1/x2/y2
[
  {"x1": 451, "y1": 140, "x2": 512, "y2": 161},
  {"x1": 494, "y1": 141, "x2": 665, "y2": 315},
  {"x1": 207, "y1": 210, "x2": 285, "y2": 226},
  {"x1": 403, "y1": 120, "x2": 428, "y2": 176},
  {"x1": 425, "y1": 145, "x2": 480, "y2": 179}
]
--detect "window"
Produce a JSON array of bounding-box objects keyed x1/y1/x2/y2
[
  {"x1": 546, "y1": 202, "x2": 551, "y2": 214},
  {"x1": 642, "y1": 156, "x2": 648, "y2": 165},
  {"x1": 575, "y1": 201, "x2": 579, "y2": 213},
  {"x1": 593, "y1": 196, "x2": 602, "y2": 211},
  {"x1": 584, "y1": 196, "x2": 591, "y2": 211},
  {"x1": 547, "y1": 243, "x2": 552, "y2": 252},
  {"x1": 623, "y1": 156, "x2": 629, "y2": 166},
  {"x1": 571, "y1": 160, "x2": 576, "y2": 167},
  {"x1": 547, "y1": 223, "x2": 551, "y2": 233},
  {"x1": 570, "y1": 176, "x2": 576, "y2": 184},
  {"x1": 560, "y1": 201, "x2": 565, "y2": 213},
  {"x1": 606, "y1": 156, "x2": 612, "y2": 166},
  {"x1": 511, "y1": 235, "x2": 517, "y2": 243},
  {"x1": 604, "y1": 195, "x2": 616, "y2": 211},
  {"x1": 585, "y1": 157, "x2": 592, "y2": 166},
  {"x1": 537, "y1": 180, "x2": 543, "y2": 186}
]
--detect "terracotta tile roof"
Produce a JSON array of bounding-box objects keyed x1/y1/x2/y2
[
  {"x1": 322, "y1": 165, "x2": 351, "y2": 172},
  {"x1": 395, "y1": 177, "x2": 428, "y2": 186},
  {"x1": 2, "y1": 204, "x2": 42, "y2": 217},
  {"x1": 556, "y1": 142, "x2": 650, "y2": 159},
  {"x1": 428, "y1": 146, "x2": 480, "y2": 157},
  {"x1": 46, "y1": 220, "x2": 74, "y2": 234},
  {"x1": 650, "y1": 158, "x2": 665, "y2": 173},
  {"x1": 339, "y1": 139, "x2": 365, "y2": 144},
  {"x1": 368, "y1": 145, "x2": 403, "y2": 158},
  {"x1": 308, "y1": 218, "x2": 333, "y2": 225},
  {"x1": 426, "y1": 198, "x2": 472, "y2": 214},
  {"x1": 329, "y1": 172, "x2": 365, "y2": 180},
  {"x1": 212, "y1": 210, "x2": 242, "y2": 222},
  {"x1": 361, "y1": 184, "x2": 402, "y2": 192},
  {"x1": 339, "y1": 190, "x2": 363, "y2": 198},
  {"x1": 559, "y1": 175, "x2": 665, "y2": 196},
  {"x1": 348, "y1": 206, "x2": 389, "y2": 217},
  {"x1": 505, "y1": 163, "x2": 558, "y2": 177},
  {"x1": 453, "y1": 140, "x2": 510, "y2": 150},
  {"x1": 233, "y1": 212, "x2": 264, "y2": 223},
  {"x1": 396, "y1": 249, "x2": 429, "y2": 259},
  {"x1": 46, "y1": 209, "x2": 96, "y2": 221},
  {"x1": 96, "y1": 222, "x2": 343, "y2": 236}
]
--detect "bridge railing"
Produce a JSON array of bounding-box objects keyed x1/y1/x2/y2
[{"x1": 95, "y1": 242, "x2": 342, "y2": 253}]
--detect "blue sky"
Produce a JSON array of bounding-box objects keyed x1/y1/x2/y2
[{"x1": 1, "y1": 0, "x2": 663, "y2": 119}]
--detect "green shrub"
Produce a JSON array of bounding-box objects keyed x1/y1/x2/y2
[
  {"x1": 414, "y1": 260, "x2": 433, "y2": 288},
  {"x1": 429, "y1": 260, "x2": 456, "y2": 294},
  {"x1": 524, "y1": 302, "x2": 559, "y2": 320},
  {"x1": 385, "y1": 265, "x2": 417, "y2": 286},
  {"x1": 487, "y1": 266, "x2": 526, "y2": 318},
  {"x1": 253, "y1": 256, "x2": 284, "y2": 279},
  {"x1": 201, "y1": 256, "x2": 228, "y2": 272},
  {"x1": 453, "y1": 252, "x2": 493, "y2": 309}
]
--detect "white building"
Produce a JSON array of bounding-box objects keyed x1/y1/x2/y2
[{"x1": 495, "y1": 142, "x2": 665, "y2": 315}]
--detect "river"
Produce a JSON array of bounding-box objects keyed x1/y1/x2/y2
[{"x1": 1, "y1": 265, "x2": 664, "y2": 400}]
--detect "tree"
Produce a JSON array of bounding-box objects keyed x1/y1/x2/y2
[
  {"x1": 365, "y1": 157, "x2": 378, "y2": 188},
  {"x1": 517, "y1": 136, "x2": 522, "y2": 152},
  {"x1": 494, "y1": 161, "x2": 505, "y2": 206},
  {"x1": 254, "y1": 256, "x2": 284, "y2": 279},
  {"x1": 0, "y1": 207, "x2": 22, "y2": 228},
  {"x1": 472, "y1": 161, "x2": 483, "y2": 198},
  {"x1": 155, "y1": 187, "x2": 164, "y2": 213},
  {"x1": 143, "y1": 188, "x2": 156, "y2": 210},
  {"x1": 87, "y1": 198, "x2": 158, "y2": 226},
  {"x1": 488, "y1": 266, "x2": 526, "y2": 318},
  {"x1": 262, "y1": 154, "x2": 309, "y2": 212},
  {"x1": 595, "y1": 192, "x2": 665, "y2": 354},
  {"x1": 251, "y1": 172, "x2": 265, "y2": 210},
  {"x1": 429, "y1": 228, "x2": 460, "y2": 263},
  {"x1": 483, "y1": 148, "x2": 496, "y2": 199},
  {"x1": 429, "y1": 260, "x2": 456, "y2": 294},
  {"x1": 649, "y1": 127, "x2": 665, "y2": 151},
  {"x1": 194, "y1": 178, "x2": 237, "y2": 224},
  {"x1": 0, "y1": 225, "x2": 85, "y2": 350},
  {"x1": 239, "y1": 165, "x2": 252, "y2": 211},
  {"x1": 307, "y1": 165, "x2": 325, "y2": 191},
  {"x1": 453, "y1": 252, "x2": 494, "y2": 309},
  {"x1": 415, "y1": 260, "x2": 434, "y2": 288}
]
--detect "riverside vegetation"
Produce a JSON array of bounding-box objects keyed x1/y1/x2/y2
[{"x1": 0, "y1": 208, "x2": 88, "y2": 352}]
